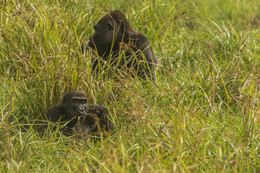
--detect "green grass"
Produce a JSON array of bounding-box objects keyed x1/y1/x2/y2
[{"x1": 0, "y1": 0, "x2": 259, "y2": 172}]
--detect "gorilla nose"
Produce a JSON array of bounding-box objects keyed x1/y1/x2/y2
[{"x1": 78, "y1": 105, "x2": 85, "y2": 113}]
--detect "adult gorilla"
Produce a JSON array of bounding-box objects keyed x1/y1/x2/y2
[{"x1": 86, "y1": 10, "x2": 158, "y2": 81}]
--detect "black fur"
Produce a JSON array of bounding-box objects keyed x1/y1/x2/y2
[
  {"x1": 86, "y1": 10, "x2": 158, "y2": 81},
  {"x1": 46, "y1": 91, "x2": 114, "y2": 136}
]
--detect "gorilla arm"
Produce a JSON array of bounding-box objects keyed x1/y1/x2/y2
[{"x1": 46, "y1": 105, "x2": 65, "y2": 122}]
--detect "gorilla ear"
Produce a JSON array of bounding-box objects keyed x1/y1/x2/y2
[{"x1": 107, "y1": 22, "x2": 114, "y2": 31}]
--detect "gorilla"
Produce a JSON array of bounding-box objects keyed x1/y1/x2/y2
[
  {"x1": 86, "y1": 10, "x2": 158, "y2": 81},
  {"x1": 46, "y1": 90, "x2": 114, "y2": 136},
  {"x1": 77, "y1": 105, "x2": 114, "y2": 136}
]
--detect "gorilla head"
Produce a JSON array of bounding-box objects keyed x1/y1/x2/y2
[
  {"x1": 88, "y1": 10, "x2": 135, "y2": 59},
  {"x1": 61, "y1": 90, "x2": 89, "y2": 119}
]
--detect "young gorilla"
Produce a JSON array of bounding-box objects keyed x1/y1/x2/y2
[
  {"x1": 86, "y1": 10, "x2": 158, "y2": 81},
  {"x1": 77, "y1": 105, "x2": 114, "y2": 136},
  {"x1": 46, "y1": 90, "x2": 114, "y2": 136}
]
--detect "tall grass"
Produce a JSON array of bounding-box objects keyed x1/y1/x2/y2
[{"x1": 0, "y1": 0, "x2": 259, "y2": 172}]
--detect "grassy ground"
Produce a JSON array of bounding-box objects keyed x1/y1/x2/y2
[{"x1": 0, "y1": 0, "x2": 259, "y2": 172}]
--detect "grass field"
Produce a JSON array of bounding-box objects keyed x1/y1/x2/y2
[{"x1": 0, "y1": 0, "x2": 259, "y2": 172}]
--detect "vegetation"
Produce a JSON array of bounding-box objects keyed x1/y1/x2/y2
[{"x1": 0, "y1": 0, "x2": 259, "y2": 172}]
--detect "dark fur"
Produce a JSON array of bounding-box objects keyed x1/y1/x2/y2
[
  {"x1": 77, "y1": 105, "x2": 114, "y2": 136},
  {"x1": 87, "y1": 10, "x2": 158, "y2": 81},
  {"x1": 46, "y1": 91, "x2": 113, "y2": 136}
]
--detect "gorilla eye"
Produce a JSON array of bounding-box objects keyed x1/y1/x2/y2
[
  {"x1": 107, "y1": 22, "x2": 113, "y2": 30},
  {"x1": 72, "y1": 99, "x2": 78, "y2": 103},
  {"x1": 71, "y1": 98, "x2": 87, "y2": 105},
  {"x1": 81, "y1": 99, "x2": 88, "y2": 103}
]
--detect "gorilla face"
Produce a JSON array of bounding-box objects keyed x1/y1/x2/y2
[{"x1": 65, "y1": 96, "x2": 89, "y2": 119}]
